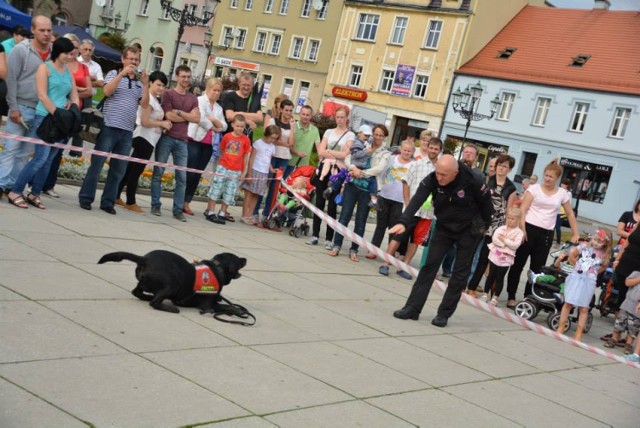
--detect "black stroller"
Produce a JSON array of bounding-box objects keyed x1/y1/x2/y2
[{"x1": 513, "y1": 244, "x2": 594, "y2": 333}]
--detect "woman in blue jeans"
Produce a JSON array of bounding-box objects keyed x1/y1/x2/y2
[
  {"x1": 329, "y1": 124, "x2": 390, "y2": 261},
  {"x1": 7, "y1": 38, "x2": 79, "y2": 209}
]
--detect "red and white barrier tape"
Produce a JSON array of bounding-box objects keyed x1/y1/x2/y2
[
  {"x1": 0, "y1": 132, "x2": 273, "y2": 180},
  {"x1": 280, "y1": 179, "x2": 640, "y2": 368}
]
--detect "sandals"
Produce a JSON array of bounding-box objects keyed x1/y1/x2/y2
[
  {"x1": 26, "y1": 193, "x2": 46, "y2": 209},
  {"x1": 8, "y1": 194, "x2": 29, "y2": 209},
  {"x1": 328, "y1": 248, "x2": 340, "y2": 257},
  {"x1": 365, "y1": 253, "x2": 377, "y2": 260},
  {"x1": 240, "y1": 216, "x2": 256, "y2": 225},
  {"x1": 349, "y1": 251, "x2": 359, "y2": 262},
  {"x1": 224, "y1": 212, "x2": 235, "y2": 222}
]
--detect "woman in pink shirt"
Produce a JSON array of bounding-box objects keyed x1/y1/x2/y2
[{"x1": 505, "y1": 159, "x2": 580, "y2": 308}]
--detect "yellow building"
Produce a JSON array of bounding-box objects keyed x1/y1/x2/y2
[
  {"x1": 208, "y1": 0, "x2": 343, "y2": 112},
  {"x1": 324, "y1": 0, "x2": 545, "y2": 146}
]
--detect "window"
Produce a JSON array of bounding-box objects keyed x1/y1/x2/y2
[
  {"x1": 301, "y1": 0, "x2": 311, "y2": 17},
  {"x1": 221, "y1": 26, "x2": 234, "y2": 47},
  {"x1": 609, "y1": 107, "x2": 631, "y2": 138},
  {"x1": 349, "y1": 65, "x2": 363, "y2": 87},
  {"x1": 264, "y1": 0, "x2": 274, "y2": 13},
  {"x1": 497, "y1": 47, "x2": 516, "y2": 59},
  {"x1": 570, "y1": 102, "x2": 589, "y2": 132},
  {"x1": 230, "y1": 0, "x2": 238, "y2": 8},
  {"x1": 160, "y1": 5, "x2": 171, "y2": 20},
  {"x1": 424, "y1": 20, "x2": 443, "y2": 49},
  {"x1": 290, "y1": 37, "x2": 304, "y2": 59},
  {"x1": 235, "y1": 29, "x2": 247, "y2": 49},
  {"x1": 497, "y1": 92, "x2": 516, "y2": 121},
  {"x1": 560, "y1": 158, "x2": 612, "y2": 204},
  {"x1": 53, "y1": 12, "x2": 67, "y2": 26},
  {"x1": 380, "y1": 70, "x2": 395, "y2": 93},
  {"x1": 532, "y1": 97, "x2": 551, "y2": 127},
  {"x1": 283, "y1": 78, "x2": 294, "y2": 97},
  {"x1": 413, "y1": 75, "x2": 429, "y2": 99},
  {"x1": 244, "y1": 0, "x2": 253, "y2": 10},
  {"x1": 519, "y1": 152, "x2": 537, "y2": 177},
  {"x1": 390, "y1": 17, "x2": 408, "y2": 45},
  {"x1": 356, "y1": 14, "x2": 379, "y2": 41},
  {"x1": 296, "y1": 81, "x2": 310, "y2": 113},
  {"x1": 270, "y1": 34, "x2": 282, "y2": 55},
  {"x1": 279, "y1": 0, "x2": 289, "y2": 15},
  {"x1": 318, "y1": 0, "x2": 328, "y2": 19},
  {"x1": 139, "y1": 0, "x2": 149, "y2": 16},
  {"x1": 254, "y1": 31, "x2": 267, "y2": 52},
  {"x1": 307, "y1": 39, "x2": 320, "y2": 62}
]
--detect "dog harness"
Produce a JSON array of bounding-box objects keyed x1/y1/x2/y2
[{"x1": 193, "y1": 264, "x2": 220, "y2": 294}]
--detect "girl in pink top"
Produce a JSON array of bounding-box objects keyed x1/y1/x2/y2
[
  {"x1": 505, "y1": 160, "x2": 580, "y2": 308},
  {"x1": 480, "y1": 207, "x2": 525, "y2": 305}
]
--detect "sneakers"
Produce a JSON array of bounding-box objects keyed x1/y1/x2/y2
[
  {"x1": 307, "y1": 236, "x2": 319, "y2": 245},
  {"x1": 206, "y1": 213, "x2": 226, "y2": 224},
  {"x1": 324, "y1": 240, "x2": 333, "y2": 250},
  {"x1": 479, "y1": 293, "x2": 488, "y2": 302},
  {"x1": 173, "y1": 212, "x2": 187, "y2": 222},
  {"x1": 151, "y1": 206, "x2": 161, "y2": 216},
  {"x1": 368, "y1": 200, "x2": 380, "y2": 211},
  {"x1": 42, "y1": 189, "x2": 59, "y2": 198},
  {"x1": 397, "y1": 270, "x2": 412, "y2": 280},
  {"x1": 379, "y1": 265, "x2": 389, "y2": 276},
  {"x1": 490, "y1": 296, "x2": 499, "y2": 306},
  {"x1": 624, "y1": 353, "x2": 640, "y2": 363},
  {"x1": 322, "y1": 188, "x2": 333, "y2": 200}
]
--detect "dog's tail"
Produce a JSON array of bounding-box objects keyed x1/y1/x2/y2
[{"x1": 98, "y1": 252, "x2": 146, "y2": 266}]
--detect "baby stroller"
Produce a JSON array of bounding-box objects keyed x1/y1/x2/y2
[
  {"x1": 596, "y1": 244, "x2": 621, "y2": 317},
  {"x1": 262, "y1": 165, "x2": 315, "y2": 238},
  {"x1": 513, "y1": 243, "x2": 594, "y2": 334}
]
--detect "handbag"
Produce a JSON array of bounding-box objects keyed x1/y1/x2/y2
[
  {"x1": 311, "y1": 130, "x2": 349, "y2": 185},
  {"x1": 78, "y1": 97, "x2": 106, "y2": 145}
]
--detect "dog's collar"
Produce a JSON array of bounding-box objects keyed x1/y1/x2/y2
[{"x1": 194, "y1": 264, "x2": 220, "y2": 294}]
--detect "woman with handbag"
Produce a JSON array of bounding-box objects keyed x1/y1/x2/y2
[
  {"x1": 329, "y1": 124, "x2": 391, "y2": 261},
  {"x1": 183, "y1": 78, "x2": 227, "y2": 216},
  {"x1": 6, "y1": 38, "x2": 79, "y2": 209},
  {"x1": 115, "y1": 71, "x2": 172, "y2": 213},
  {"x1": 307, "y1": 106, "x2": 355, "y2": 248}
]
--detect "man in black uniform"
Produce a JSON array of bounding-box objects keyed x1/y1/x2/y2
[{"x1": 391, "y1": 155, "x2": 492, "y2": 327}]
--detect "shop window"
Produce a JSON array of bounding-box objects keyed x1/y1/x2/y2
[{"x1": 560, "y1": 158, "x2": 612, "y2": 204}]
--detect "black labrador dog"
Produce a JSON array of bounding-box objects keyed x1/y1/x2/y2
[{"x1": 99, "y1": 250, "x2": 247, "y2": 314}]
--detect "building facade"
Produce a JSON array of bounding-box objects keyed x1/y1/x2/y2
[
  {"x1": 321, "y1": 0, "x2": 544, "y2": 146},
  {"x1": 440, "y1": 6, "x2": 640, "y2": 224},
  {"x1": 208, "y1": 0, "x2": 342, "y2": 111}
]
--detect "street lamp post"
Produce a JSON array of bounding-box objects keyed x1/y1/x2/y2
[
  {"x1": 451, "y1": 81, "x2": 501, "y2": 158},
  {"x1": 200, "y1": 28, "x2": 215, "y2": 87},
  {"x1": 160, "y1": 0, "x2": 220, "y2": 80}
]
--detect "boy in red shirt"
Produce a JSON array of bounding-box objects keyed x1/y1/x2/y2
[{"x1": 204, "y1": 115, "x2": 251, "y2": 224}]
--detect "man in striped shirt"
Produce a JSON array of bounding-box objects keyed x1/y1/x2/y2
[{"x1": 78, "y1": 46, "x2": 149, "y2": 214}]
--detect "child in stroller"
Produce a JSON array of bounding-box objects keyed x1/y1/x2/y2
[
  {"x1": 514, "y1": 241, "x2": 595, "y2": 334},
  {"x1": 262, "y1": 166, "x2": 315, "y2": 237}
]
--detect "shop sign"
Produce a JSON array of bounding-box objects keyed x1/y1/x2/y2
[
  {"x1": 332, "y1": 86, "x2": 367, "y2": 101},
  {"x1": 488, "y1": 144, "x2": 508, "y2": 155},
  {"x1": 213, "y1": 57, "x2": 260, "y2": 71},
  {"x1": 560, "y1": 158, "x2": 611, "y2": 175}
]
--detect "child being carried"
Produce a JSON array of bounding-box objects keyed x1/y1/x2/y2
[{"x1": 322, "y1": 133, "x2": 378, "y2": 210}]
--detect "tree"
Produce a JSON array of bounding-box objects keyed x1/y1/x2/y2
[{"x1": 10, "y1": 1, "x2": 62, "y2": 17}]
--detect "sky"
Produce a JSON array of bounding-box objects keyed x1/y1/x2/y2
[{"x1": 547, "y1": 0, "x2": 640, "y2": 10}]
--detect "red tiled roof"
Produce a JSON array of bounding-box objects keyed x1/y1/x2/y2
[{"x1": 458, "y1": 6, "x2": 640, "y2": 95}]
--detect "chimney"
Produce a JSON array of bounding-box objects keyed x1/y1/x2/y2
[{"x1": 594, "y1": 0, "x2": 610, "y2": 10}]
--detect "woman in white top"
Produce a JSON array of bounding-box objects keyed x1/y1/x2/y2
[
  {"x1": 117, "y1": 71, "x2": 172, "y2": 213},
  {"x1": 308, "y1": 106, "x2": 355, "y2": 248},
  {"x1": 330, "y1": 124, "x2": 391, "y2": 261},
  {"x1": 183, "y1": 78, "x2": 227, "y2": 216},
  {"x1": 505, "y1": 159, "x2": 580, "y2": 308}
]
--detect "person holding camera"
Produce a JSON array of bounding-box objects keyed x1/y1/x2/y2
[{"x1": 78, "y1": 46, "x2": 149, "y2": 214}]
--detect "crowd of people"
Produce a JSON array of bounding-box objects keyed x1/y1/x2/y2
[{"x1": 1, "y1": 18, "x2": 638, "y2": 361}]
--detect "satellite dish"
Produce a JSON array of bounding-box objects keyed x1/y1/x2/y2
[
  {"x1": 95, "y1": 0, "x2": 107, "y2": 7},
  {"x1": 312, "y1": 0, "x2": 323, "y2": 11}
]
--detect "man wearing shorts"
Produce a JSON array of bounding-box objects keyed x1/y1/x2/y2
[{"x1": 379, "y1": 137, "x2": 442, "y2": 279}]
